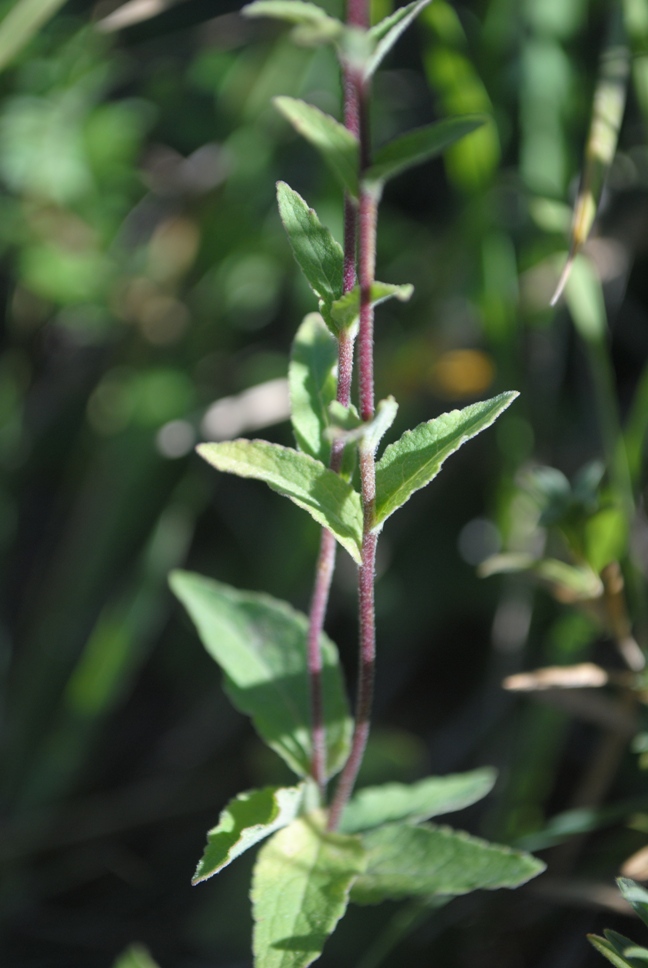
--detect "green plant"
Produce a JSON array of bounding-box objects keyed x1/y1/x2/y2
[
  {"x1": 170, "y1": 1, "x2": 545, "y2": 964},
  {"x1": 589, "y1": 878, "x2": 648, "y2": 968}
]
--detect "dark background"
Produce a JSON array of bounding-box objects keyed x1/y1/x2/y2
[{"x1": 2, "y1": 0, "x2": 648, "y2": 964}]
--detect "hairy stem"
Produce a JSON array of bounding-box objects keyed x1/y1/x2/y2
[
  {"x1": 304, "y1": 0, "x2": 363, "y2": 795},
  {"x1": 306, "y1": 326, "x2": 355, "y2": 794},
  {"x1": 328, "y1": 73, "x2": 378, "y2": 831}
]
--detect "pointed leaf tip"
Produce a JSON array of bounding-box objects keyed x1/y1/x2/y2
[
  {"x1": 274, "y1": 97, "x2": 359, "y2": 198},
  {"x1": 170, "y1": 571, "x2": 352, "y2": 778},
  {"x1": 192, "y1": 785, "x2": 305, "y2": 884},
  {"x1": 351, "y1": 822, "x2": 545, "y2": 904},
  {"x1": 276, "y1": 182, "x2": 344, "y2": 309},
  {"x1": 374, "y1": 391, "x2": 518, "y2": 528}
]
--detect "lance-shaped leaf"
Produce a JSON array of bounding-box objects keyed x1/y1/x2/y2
[
  {"x1": 274, "y1": 97, "x2": 359, "y2": 198},
  {"x1": 589, "y1": 930, "x2": 648, "y2": 968},
  {"x1": 197, "y1": 439, "x2": 362, "y2": 562},
  {"x1": 373, "y1": 392, "x2": 518, "y2": 529},
  {"x1": 242, "y1": 0, "x2": 344, "y2": 46},
  {"x1": 339, "y1": 768, "x2": 496, "y2": 834},
  {"x1": 277, "y1": 182, "x2": 344, "y2": 313},
  {"x1": 329, "y1": 281, "x2": 413, "y2": 334},
  {"x1": 350, "y1": 822, "x2": 545, "y2": 904},
  {"x1": 252, "y1": 815, "x2": 366, "y2": 968},
  {"x1": 366, "y1": 0, "x2": 432, "y2": 78},
  {"x1": 551, "y1": 11, "x2": 629, "y2": 305},
  {"x1": 365, "y1": 116, "x2": 485, "y2": 186},
  {"x1": 289, "y1": 313, "x2": 337, "y2": 464},
  {"x1": 193, "y1": 784, "x2": 305, "y2": 884},
  {"x1": 618, "y1": 878, "x2": 648, "y2": 928},
  {"x1": 169, "y1": 572, "x2": 352, "y2": 778}
]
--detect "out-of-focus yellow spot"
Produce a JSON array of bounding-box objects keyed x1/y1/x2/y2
[
  {"x1": 430, "y1": 349, "x2": 495, "y2": 399},
  {"x1": 148, "y1": 217, "x2": 200, "y2": 281}
]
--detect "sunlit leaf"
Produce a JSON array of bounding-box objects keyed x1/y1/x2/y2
[
  {"x1": 193, "y1": 784, "x2": 305, "y2": 884},
  {"x1": 350, "y1": 822, "x2": 545, "y2": 904},
  {"x1": 197, "y1": 439, "x2": 362, "y2": 562},
  {"x1": 277, "y1": 182, "x2": 344, "y2": 312},
  {"x1": 618, "y1": 878, "x2": 648, "y2": 929},
  {"x1": 170, "y1": 572, "x2": 352, "y2": 777},
  {"x1": 590, "y1": 930, "x2": 648, "y2": 968},
  {"x1": 274, "y1": 97, "x2": 359, "y2": 197},
  {"x1": 252, "y1": 814, "x2": 366, "y2": 968},
  {"x1": 289, "y1": 313, "x2": 337, "y2": 464},
  {"x1": 365, "y1": 0, "x2": 432, "y2": 77},
  {"x1": 243, "y1": 0, "x2": 344, "y2": 46},
  {"x1": 365, "y1": 116, "x2": 485, "y2": 185},
  {"x1": 373, "y1": 392, "x2": 518, "y2": 528},
  {"x1": 339, "y1": 768, "x2": 496, "y2": 834},
  {"x1": 589, "y1": 933, "x2": 643, "y2": 968}
]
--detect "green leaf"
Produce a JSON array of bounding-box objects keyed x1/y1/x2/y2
[
  {"x1": 339, "y1": 768, "x2": 496, "y2": 834},
  {"x1": 327, "y1": 396, "x2": 398, "y2": 454},
  {"x1": 251, "y1": 814, "x2": 366, "y2": 968},
  {"x1": 350, "y1": 822, "x2": 546, "y2": 904},
  {"x1": 329, "y1": 281, "x2": 413, "y2": 334},
  {"x1": 373, "y1": 392, "x2": 518, "y2": 529},
  {"x1": 479, "y1": 553, "x2": 604, "y2": 601},
  {"x1": 289, "y1": 313, "x2": 338, "y2": 464},
  {"x1": 196, "y1": 439, "x2": 363, "y2": 563},
  {"x1": 366, "y1": 0, "x2": 432, "y2": 77},
  {"x1": 0, "y1": 0, "x2": 69, "y2": 73},
  {"x1": 618, "y1": 879, "x2": 648, "y2": 929},
  {"x1": 169, "y1": 572, "x2": 352, "y2": 778},
  {"x1": 193, "y1": 785, "x2": 305, "y2": 884},
  {"x1": 551, "y1": 15, "x2": 629, "y2": 305},
  {"x1": 242, "y1": 0, "x2": 344, "y2": 46},
  {"x1": 605, "y1": 931, "x2": 648, "y2": 965},
  {"x1": 365, "y1": 116, "x2": 485, "y2": 185},
  {"x1": 589, "y1": 934, "x2": 640, "y2": 968},
  {"x1": 112, "y1": 945, "x2": 161, "y2": 968},
  {"x1": 277, "y1": 182, "x2": 344, "y2": 312},
  {"x1": 274, "y1": 97, "x2": 359, "y2": 198}
]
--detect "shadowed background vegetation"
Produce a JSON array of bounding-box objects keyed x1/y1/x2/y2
[{"x1": 3, "y1": 0, "x2": 648, "y2": 965}]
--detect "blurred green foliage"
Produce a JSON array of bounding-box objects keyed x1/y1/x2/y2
[{"x1": 2, "y1": 0, "x2": 648, "y2": 965}]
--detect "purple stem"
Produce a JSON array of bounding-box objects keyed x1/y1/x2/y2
[
  {"x1": 306, "y1": 326, "x2": 355, "y2": 794},
  {"x1": 327, "y1": 75, "x2": 379, "y2": 832},
  {"x1": 305, "y1": 0, "x2": 364, "y2": 795}
]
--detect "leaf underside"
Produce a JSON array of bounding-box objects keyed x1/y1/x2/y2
[
  {"x1": 252, "y1": 815, "x2": 366, "y2": 968},
  {"x1": 374, "y1": 391, "x2": 518, "y2": 528},
  {"x1": 197, "y1": 439, "x2": 363, "y2": 562},
  {"x1": 366, "y1": 0, "x2": 432, "y2": 78},
  {"x1": 351, "y1": 822, "x2": 546, "y2": 905},
  {"x1": 169, "y1": 571, "x2": 352, "y2": 778}
]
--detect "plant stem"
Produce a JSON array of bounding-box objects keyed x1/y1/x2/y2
[
  {"x1": 328, "y1": 72, "x2": 378, "y2": 832},
  {"x1": 304, "y1": 0, "x2": 364, "y2": 796}
]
